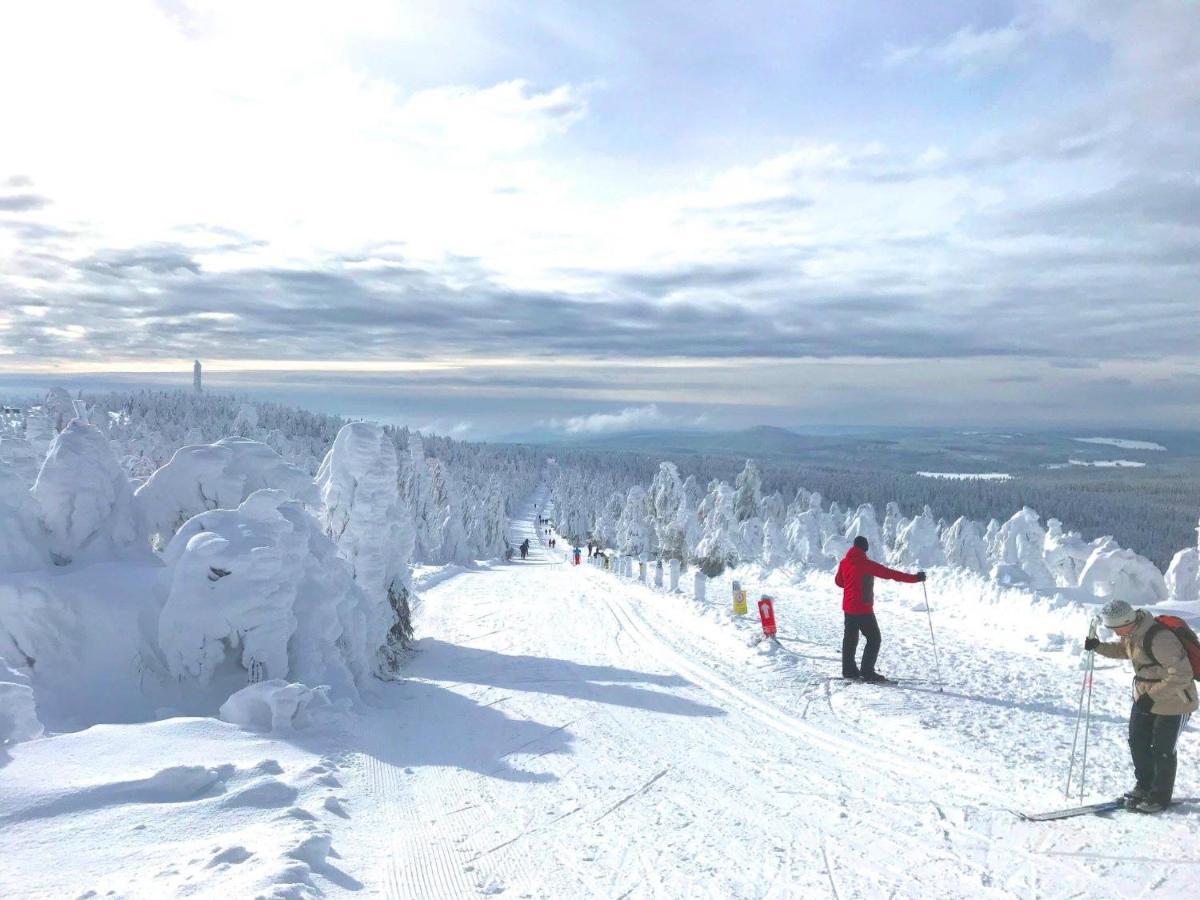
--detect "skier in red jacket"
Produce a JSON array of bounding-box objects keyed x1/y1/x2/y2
[{"x1": 835, "y1": 536, "x2": 925, "y2": 683}]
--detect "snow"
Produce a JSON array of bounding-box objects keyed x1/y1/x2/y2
[
  {"x1": 916, "y1": 471, "x2": 1013, "y2": 480},
  {"x1": 1077, "y1": 537, "x2": 1169, "y2": 606},
  {"x1": 219, "y1": 680, "x2": 338, "y2": 733},
  {"x1": 4, "y1": 477, "x2": 1200, "y2": 896},
  {"x1": 1074, "y1": 437, "x2": 1167, "y2": 451},
  {"x1": 135, "y1": 436, "x2": 318, "y2": 545},
  {"x1": 1067, "y1": 458, "x2": 1148, "y2": 468},
  {"x1": 32, "y1": 420, "x2": 146, "y2": 565},
  {"x1": 158, "y1": 490, "x2": 389, "y2": 696},
  {"x1": 0, "y1": 656, "x2": 42, "y2": 743}
]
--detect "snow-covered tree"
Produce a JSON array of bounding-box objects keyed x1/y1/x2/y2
[
  {"x1": 616, "y1": 485, "x2": 655, "y2": 557},
  {"x1": 940, "y1": 517, "x2": 988, "y2": 573},
  {"x1": 649, "y1": 462, "x2": 689, "y2": 561},
  {"x1": 315, "y1": 422, "x2": 416, "y2": 669},
  {"x1": 0, "y1": 461, "x2": 48, "y2": 572},
  {"x1": 992, "y1": 508, "x2": 1054, "y2": 589},
  {"x1": 732, "y1": 460, "x2": 763, "y2": 523},
  {"x1": 693, "y1": 481, "x2": 739, "y2": 576},
  {"x1": 891, "y1": 512, "x2": 945, "y2": 568},
  {"x1": 32, "y1": 421, "x2": 144, "y2": 565},
  {"x1": 1043, "y1": 518, "x2": 1092, "y2": 588},
  {"x1": 1078, "y1": 537, "x2": 1168, "y2": 606},
  {"x1": 158, "y1": 490, "x2": 390, "y2": 696},
  {"x1": 844, "y1": 503, "x2": 883, "y2": 554}
]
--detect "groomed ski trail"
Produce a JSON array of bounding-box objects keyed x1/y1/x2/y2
[{"x1": 335, "y1": 491, "x2": 1199, "y2": 899}]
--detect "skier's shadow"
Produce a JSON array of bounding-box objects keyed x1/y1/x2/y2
[{"x1": 896, "y1": 684, "x2": 1127, "y2": 725}]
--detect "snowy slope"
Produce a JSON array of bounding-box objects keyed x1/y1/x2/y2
[{"x1": 4, "y1": 491, "x2": 1199, "y2": 898}]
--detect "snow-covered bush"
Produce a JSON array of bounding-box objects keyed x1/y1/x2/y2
[
  {"x1": 157, "y1": 490, "x2": 391, "y2": 697},
  {"x1": 315, "y1": 422, "x2": 415, "y2": 667},
  {"x1": 32, "y1": 420, "x2": 145, "y2": 565},
  {"x1": 135, "y1": 437, "x2": 317, "y2": 545},
  {"x1": 1077, "y1": 537, "x2": 1169, "y2": 606}
]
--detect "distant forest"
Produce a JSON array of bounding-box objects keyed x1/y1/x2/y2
[{"x1": 541, "y1": 447, "x2": 1199, "y2": 568}]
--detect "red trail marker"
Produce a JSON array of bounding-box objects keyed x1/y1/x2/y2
[{"x1": 758, "y1": 595, "x2": 777, "y2": 637}]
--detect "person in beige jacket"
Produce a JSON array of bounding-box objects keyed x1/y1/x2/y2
[{"x1": 1086, "y1": 599, "x2": 1198, "y2": 813}]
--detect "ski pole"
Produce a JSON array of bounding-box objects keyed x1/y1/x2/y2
[
  {"x1": 921, "y1": 582, "x2": 944, "y2": 692},
  {"x1": 1079, "y1": 634, "x2": 1098, "y2": 802},
  {"x1": 1066, "y1": 617, "x2": 1100, "y2": 798}
]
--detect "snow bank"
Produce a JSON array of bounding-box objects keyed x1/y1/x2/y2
[
  {"x1": 219, "y1": 680, "x2": 335, "y2": 732},
  {"x1": 32, "y1": 420, "x2": 145, "y2": 565},
  {"x1": 158, "y1": 490, "x2": 389, "y2": 697},
  {"x1": 0, "y1": 657, "x2": 42, "y2": 744},
  {"x1": 135, "y1": 437, "x2": 317, "y2": 544}
]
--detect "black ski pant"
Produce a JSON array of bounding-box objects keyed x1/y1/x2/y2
[
  {"x1": 1129, "y1": 703, "x2": 1189, "y2": 804},
  {"x1": 842, "y1": 612, "x2": 881, "y2": 678}
]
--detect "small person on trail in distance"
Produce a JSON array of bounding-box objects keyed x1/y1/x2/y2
[
  {"x1": 520, "y1": 538, "x2": 530, "y2": 560},
  {"x1": 835, "y1": 536, "x2": 924, "y2": 684},
  {"x1": 1085, "y1": 599, "x2": 1198, "y2": 813}
]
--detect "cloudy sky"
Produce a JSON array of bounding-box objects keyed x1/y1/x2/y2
[{"x1": 0, "y1": 0, "x2": 1196, "y2": 438}]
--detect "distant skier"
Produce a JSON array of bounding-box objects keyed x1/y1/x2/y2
[
  {"x1": 573, "y1": 546, "x2": 581, "y2": 566},
  {"x1": 1085, "y1": 599, "x2": 1198, "y2": 813},
  {"x1": 520, "y1": 538, "x2": 530, "y2": 560},
  {"x1": 835, "y1": 536, "x2": 924, "y2": 684}
]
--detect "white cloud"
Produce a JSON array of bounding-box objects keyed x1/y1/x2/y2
[
  {"x1": 884, "y1": 21, "x2": 1028, "y2": 74},
  {"x1": 549, "y1": 404, "x2": 706, "y2": 434}
]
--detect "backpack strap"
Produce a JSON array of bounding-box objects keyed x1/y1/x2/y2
[{"x1": 1140, "y1": 621, "x2": 1166, "y2": 671}]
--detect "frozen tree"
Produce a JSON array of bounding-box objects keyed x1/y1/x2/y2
[
  {"x1": 135, "y1": 438, "x2": 316, "y2": 545},
  {"x1": 761, "y1": 492, "x2": 787, "y2": 568},
  {"x1": 732, "y1": 460, "x2": 763, "y2": 523},
  {"x1": 0, "y1": 657, "x2": 42, "y2": 744},
  {"x1": 32, "y1": 421, "x2": 144, "y2": 565},
  {"x1": 1166, "y1": 545, "x2": 1199, "y2": 607},
  {"x1": 1078, "y1": 537, "x2": 1169, "y2": 605},
  {"x1": 891, "y1": 512, "x2": 946, "y2": 568},
  {"x1": 649, "y1": 462, "x2": 689, "y2": 561},
  {"x1": 0, "y1": 436, "x2": 41, "y2": 484},
  {"x1": 616, "y1": 485, "x2": 654, "y2": 557},
  {"x1": 402, "y1": 434, "x2": 436, "y2": 560},
  {"x1": 592, "y1": 492, "x2": 625, "y2": 549},
  {"x1": 693, "y1": 481, "x2": 739, "y2": 576},
  {"x1": 1043, "y1": 518, "x2": 1092, "y2": 588},
  {"x1": 0, "y1": 461, "x2": 48, "y2": 572},
  {"x1": 784, "y1": 508, "x2": 826, "y2": 567},
  {"x1": 992, "y1": 508, "x2": 1054, "y2": 589},
  {"x1": 844, "y1": 503, "x2": 883, "y2": 553},
  {"x1": 158, "y1": 490, "x2": 390, "y2": 695},
  {"x1": 315, "y1": 422, "x2": 416, "y2": 668},
  {"x1": 429, "y1": 458, "x2": 470, "y2": 564},
  {"x1": 940, "y1": 517, "x2": 988, "y2": 574}
]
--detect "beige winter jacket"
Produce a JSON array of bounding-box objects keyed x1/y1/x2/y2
[{"x1": 1095, "y1": 610, "x2": 1199, "y2": 716}]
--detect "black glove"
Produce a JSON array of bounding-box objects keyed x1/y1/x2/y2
[
  {"x1": 916, "y1": 571, "x2": 927, "y2": 582},
  {"x1": 1083, "y1": 637, "x2": 1099, "y2": 651},
  {"x1": 1135, "y1": 692, "x2": 1154, "y2": 713}
]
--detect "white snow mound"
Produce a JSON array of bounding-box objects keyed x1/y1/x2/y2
[{"x1": 219, "y1": 680, "x2": 335, "y2": 732}]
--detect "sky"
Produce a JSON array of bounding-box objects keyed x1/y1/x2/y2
[{"x1": 0, "y1": 0, "x2": 1197, "y2": 439}]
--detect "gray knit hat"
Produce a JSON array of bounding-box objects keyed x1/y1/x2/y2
[{"x1": 1100, "y1": 599, "x2": 1136, "y2": 629}]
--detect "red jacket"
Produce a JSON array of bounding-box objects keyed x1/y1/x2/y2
[{"x1": 835, "y1": 546, "x2": 920, "y2": 614}]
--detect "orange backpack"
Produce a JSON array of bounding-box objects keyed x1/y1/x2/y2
[{"x1": 1143, "y1": 615, "x2": 1200, "y2": 681}]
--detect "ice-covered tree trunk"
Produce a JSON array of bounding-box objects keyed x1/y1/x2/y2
[
  {"x1": 315, "y1": 422, "x2": 416, "y2": 670},
  {"x1": 32, "y1": 421, "x2": 145, "y2": 565}
]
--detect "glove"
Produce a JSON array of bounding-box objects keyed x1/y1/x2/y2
[
  {"x1": 1083, "y1": 637, "x2": 1100, "y2": 651},
  {"x1": 1135, "y1": 692, "x2": 1154, "y2": 713},
  {"x1": 916, "y1": 571, "x2": 927, "y2": 582}
]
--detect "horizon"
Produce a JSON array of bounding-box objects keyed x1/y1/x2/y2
[{"x1": 1, "y1": 1, "x2": 1197, "y2": 435}]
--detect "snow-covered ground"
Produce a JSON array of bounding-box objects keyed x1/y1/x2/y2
[{"x1": 4, "y1": 492, "x2": 1199, "y2": 898}]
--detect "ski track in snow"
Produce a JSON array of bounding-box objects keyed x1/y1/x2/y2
[
  {"x1": 321, "y1": 490, "x2": 1200, "y2": 898},
  {"x1": 9, "y1": 488, "x2": 1197, "y2": 897}
]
